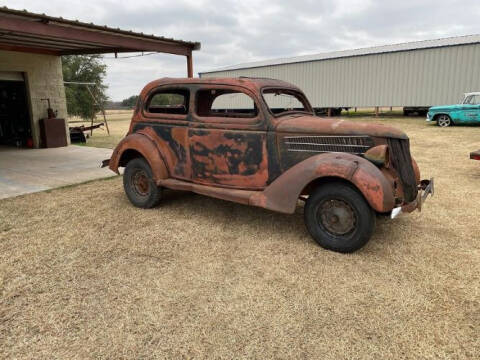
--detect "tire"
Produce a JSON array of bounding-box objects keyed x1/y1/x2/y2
[
  {"x1": 436, "y1": 114, "x2": 452, "y2": 127},
  {"x1": 304, "y1": 182, "x2": 376, "y2": 253},
  {"x1": 123, "y1": 157, "x2": 162, "y2": 208}
]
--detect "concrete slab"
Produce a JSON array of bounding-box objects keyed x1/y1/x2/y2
[{"x1": 0, "y1": 145, "x2": 115, "y2": 199}]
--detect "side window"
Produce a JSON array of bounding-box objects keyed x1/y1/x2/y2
[
  {"x1": 463, "y1": 95, "x2": 480, "y2": 105},
  {"x1": 146, "y1": 89, "x2": 189, "y2": 115},
  {"x1": 263, "y1": 90, "x2": 306, "y2": 114},
  {"x1": 196, "y1": 89, "x2": 258, "y2": 118}
]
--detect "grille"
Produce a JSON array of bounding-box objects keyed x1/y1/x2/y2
[
  {"x1": 284, "y1": 135, "x2": 374, "y2": 154},
  {"x1": 387, "y1": 138, "x2": 418, "y2": 202}
]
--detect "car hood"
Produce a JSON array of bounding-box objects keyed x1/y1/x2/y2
[
  {"x1": 275, "y1": 115, "x2": 408, "y2": 140},
  {"x1": 429, "y1": 104, "x2": 462, "y2": 112}
]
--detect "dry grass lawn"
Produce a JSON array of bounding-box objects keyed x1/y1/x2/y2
[{"x1": 1, "y1": 114, "x2": 479, "y2": 359}]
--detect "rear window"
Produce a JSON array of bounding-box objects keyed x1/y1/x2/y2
[
  {"x1": 196, "y1": 89, "x2": 257, "y2": 118},
  {"x1": 146, "y1": 89, "x2": 189, "y2": 115}
]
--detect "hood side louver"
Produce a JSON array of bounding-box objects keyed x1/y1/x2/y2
[{"x1": 284, "y1": 135, "x2": 374, "y2": 154}]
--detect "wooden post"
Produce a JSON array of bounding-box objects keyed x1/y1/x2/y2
[
  {"x1": 187, "y1": 52, "x2": 193, "y2": 78},
  {"x1": 86, "y1": 85, "x2": 110, "y2": 135},
  {"x1": 100, "y1": 109, "x2": 110, "y2": 135},
  {"x1": 327, "y1": 108, "x2": 332, "y2": 117},
  {"x1": 375, "y1": 106, "x2": 379, "y2": 118},
  {"x1": 354, "y1": 107, "x2": 357, "y2": 112}
]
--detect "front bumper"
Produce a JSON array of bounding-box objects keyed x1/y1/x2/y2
[{"x1": 391, "y1": 178, "x2": 434, "y2": 219}]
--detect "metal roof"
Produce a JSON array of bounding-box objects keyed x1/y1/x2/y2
[
  {"x1": 0, "y1": 6, "x2": 200, "y2": 56},
  {"x1": 141, "y1": 76, "x2": 300, "y2": 93},
  {"x1": 200, "y1": 34, "x2": 480, "y2": 74}
]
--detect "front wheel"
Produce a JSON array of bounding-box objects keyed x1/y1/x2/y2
[
  {"x1": 437, "y1": 114, "x2": 452, "y2": 127},
  {"x1": 123, "y1": 158, "x2": 162, "y2": 208},
  {"x1": 304, "y1": 183, "x2": 375, "y2": 253}
]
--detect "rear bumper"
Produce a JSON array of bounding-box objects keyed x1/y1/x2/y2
[
  {"x1": 470, "y1": 150, "x2": 480, "y2": 160},
  {"x1": 391, "y1": 178, "x2": 434, "y2": 219}
]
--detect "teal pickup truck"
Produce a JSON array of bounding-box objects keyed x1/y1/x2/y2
[{"x1": 427, "y1": 92, "x2": 480, "y2": 127}]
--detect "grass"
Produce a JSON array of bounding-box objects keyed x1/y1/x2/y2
[{"x1": 1, "y1": 114, "x2": 479, "y2": 359}]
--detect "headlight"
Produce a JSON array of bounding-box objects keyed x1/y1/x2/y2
[{"x1": 364, "y1": 145, "x2": 389, "y2": 167}]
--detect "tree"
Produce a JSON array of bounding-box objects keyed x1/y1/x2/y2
[
  {"x1": 121, "y1": 95, "x2": 139, "y2": 108},
  {"x1": 62, "y1": 55, "x2": 108, "y2": 119}
]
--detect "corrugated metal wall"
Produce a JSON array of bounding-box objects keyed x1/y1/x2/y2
[{"x1": 200, "y1": 44, "x2": 480, "y2": 107}]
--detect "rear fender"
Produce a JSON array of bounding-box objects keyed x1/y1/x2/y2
[
  {"x1": 109, "y1": 133, "x2": 168, "y2": 182},
  {"x1": 251, "y1": 153, "x2": 395, "y2": 214}
]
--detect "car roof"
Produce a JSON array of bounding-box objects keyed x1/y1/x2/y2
[
  {"x1": 141, "y1": 77, "x2": 301, "y2": 95},
  {"x1": 464, "y1": 92, "x2": 480, "y2": 96}
]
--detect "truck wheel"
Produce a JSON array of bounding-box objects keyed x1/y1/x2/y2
[
  {"x1": 123, "y1": 158, "x2": 162, "y2": 208},
  {"x1": 436, "y1": 114, "x2": 452, "y2": 127},
  {"x1": 304, "y1": 183, "x2": 375, "y2": 253}
]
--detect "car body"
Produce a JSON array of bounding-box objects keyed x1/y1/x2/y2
[
  {"x1": 427, "y1": 92, "x2": 480, "y2": 127},
  {"x1": 105, "y1": 77, "x2": 433, "y2": 253}
]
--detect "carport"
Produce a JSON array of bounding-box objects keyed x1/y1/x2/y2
[
  {"x1": 0, "y1": 7, "x2": 200, "y2": 148},
  {"x1": 0, "y1": 7, "x2": 200, "y2": 198}
]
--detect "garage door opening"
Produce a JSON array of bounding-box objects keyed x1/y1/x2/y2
[{"x1": 0, "y1": 72, "x2": 31, "y2": 147}]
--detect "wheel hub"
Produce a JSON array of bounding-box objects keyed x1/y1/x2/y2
[
  {"x1": 318, "y1": 199, "x2": 356, "y2": 235},
  {"x1": 132, "y1": 170, "x2": 150, "y2": 196},
  {"x1": 438, "y1": 115, "x2": 450, "y2": 127}
]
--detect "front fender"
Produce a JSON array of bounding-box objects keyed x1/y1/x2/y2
[
  {"x1": 109, "y1": 133, "x2": 168, "y2": 182},
  {"x1": 251, "y1": 153, "x2": 395, "y2": 214}
]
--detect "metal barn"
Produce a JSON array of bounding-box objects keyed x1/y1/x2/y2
[{"x1": 199, "y1": 35, "x2": 480, "y2": 112}]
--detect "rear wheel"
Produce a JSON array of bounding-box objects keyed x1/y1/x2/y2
[
  {"x1": 123, "y1": 158, "x2": 162, "y2": 208},
  {"x1": 437, "y1": 114, "x2": 452, "y2": 127},
  {"x1": 304, "y1": 183, "x2": 375, "y2": 253}
]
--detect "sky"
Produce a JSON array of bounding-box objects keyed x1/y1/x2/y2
[{"x1": 1, "y1": 0, "x2": 480, "y2": 101}]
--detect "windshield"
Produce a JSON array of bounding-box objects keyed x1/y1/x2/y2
[{"x1": 262, "y1": 88, "x2": 313, "y2": 116}]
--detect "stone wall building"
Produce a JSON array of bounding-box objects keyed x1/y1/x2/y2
[{"x1": 0, "y1": 50, "x2": 68, "y2": 147}]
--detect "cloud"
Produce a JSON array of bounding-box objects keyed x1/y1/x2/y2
[{"x1": 1, "y1": 0, "x2": 479, "y2": 100}]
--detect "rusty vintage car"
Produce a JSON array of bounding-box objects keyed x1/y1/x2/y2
[{"x1": 105, "y1": 77, "x2": 433, "y2": 253}]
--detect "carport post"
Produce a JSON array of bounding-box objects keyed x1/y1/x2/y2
[{"x1": 187, "y1": 52, "x2": 193, "y2": 78}]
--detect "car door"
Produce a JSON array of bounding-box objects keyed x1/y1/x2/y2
[
  {"x1": 461, "y1": 94, "x2": 480, "y2": 123},
  {"x1": 188, "y1": 85, "x2": 269, "y2": 189},
  {"x1": 135, "y1": 86, "x2": 191, "y2": 180},
  {"x1": 469, "y1": 95, "x2": 480, "y2": 123}
]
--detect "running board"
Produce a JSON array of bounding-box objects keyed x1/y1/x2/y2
[{"x1": 158, "y1": 178, "x2": 260, "y2": 206}]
